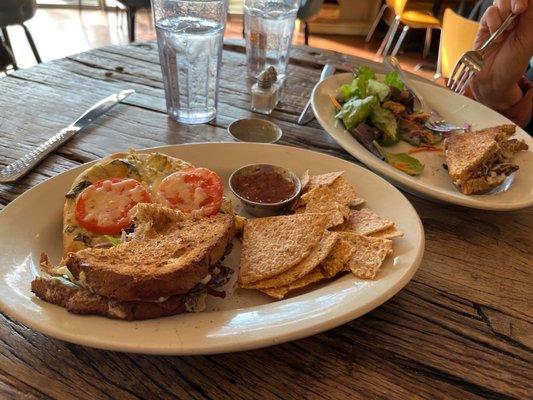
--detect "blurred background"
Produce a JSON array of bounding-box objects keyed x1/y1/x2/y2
[{"x1": 1, "y1": 0, "x2": 482, "y2": 81}]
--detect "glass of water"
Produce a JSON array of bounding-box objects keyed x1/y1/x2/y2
[
  {"x1": 152, "y1": 0, "x2": 228, "y2": 124},
  {"x1": 244, "y1": 0, "x2": 299, "y2": 82}
]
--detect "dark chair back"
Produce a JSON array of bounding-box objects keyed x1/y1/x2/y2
[
  {"x1": 297, "y1": 0, "x2": 324, "y2": 21},
  {"x1": 0, "y1": 0, "x2": 37, "y2": 27}
]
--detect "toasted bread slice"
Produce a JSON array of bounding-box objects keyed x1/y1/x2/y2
[
  {"x1": 445, "y1": 125, "x2": 528, "y2": 194},
  {"x1": 31, "y1": 276, "x2": 205, "y2": 320},
  {"x1": 66, "y1": 204, "x2": 235, "y2": 302},
  {"x1": 444, "y1": 125, "x2": 521, "y2": 182}
]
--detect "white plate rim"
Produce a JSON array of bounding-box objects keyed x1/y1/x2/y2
[
  {"x1": 311, "y1": 72, "x2": 533, "y2": 211},
  {"x1": 0, "y1": 142, "x2": 425, "y2": 355}
]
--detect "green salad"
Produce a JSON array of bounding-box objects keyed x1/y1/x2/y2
[{"x1": 333, "y1": 66, "x2": 444, "y2": 176}]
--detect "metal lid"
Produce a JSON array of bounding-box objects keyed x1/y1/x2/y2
[{"x1": 257, "y1": 66, "x2": 277, "y2": 89}]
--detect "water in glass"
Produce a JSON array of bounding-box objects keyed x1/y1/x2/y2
[{"x1": 156, "y1": 17, "x2": 224, "y2": 124}]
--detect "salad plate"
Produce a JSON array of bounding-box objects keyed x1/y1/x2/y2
[
  {"x1": 0, "y1": 143, "x2": 424, "y2": 355},
  {"x1": 312, "y1": 72, "x2": 533, "y2": 210}
]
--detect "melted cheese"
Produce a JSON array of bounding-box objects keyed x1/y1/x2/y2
[
  {"x1": 158, "y1": 173, "x2": 209, "y2": 210},
  {"x1": 82, "y1": 180, "x2": 147, "y2": 226}
]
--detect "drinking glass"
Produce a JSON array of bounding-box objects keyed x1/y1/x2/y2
[
  {"x1": 244, "y1": 0, "x2": 299, "y2": 82},
  {"x1": 152, "y1": 0, "x2": 228, "y2": 124}
]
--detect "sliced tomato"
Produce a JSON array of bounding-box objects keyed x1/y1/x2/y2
[
  {"x1": 75, "y1": 178, "x2": 151, "y2": 235},
  {"x1": 157, "y1": 168, "x2": 223, "y2": 217}
]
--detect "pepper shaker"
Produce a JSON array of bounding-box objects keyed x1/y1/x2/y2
[{"x1": 251, "y1": 66, "x2": 279, "y2": 115}]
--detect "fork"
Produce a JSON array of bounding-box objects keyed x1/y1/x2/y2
[
  {"x1": 425, "y1": 120, "x2": 465, "y2": 133},
  {"x1": 384, "y1": 56, "x2": 466, "y2": 133},
  {"x1": 384, "y1": 56, "x2": 428, "y2": 110},
  {"x1": 447, "y1": 13, "x2": 516, "y2": 94}
]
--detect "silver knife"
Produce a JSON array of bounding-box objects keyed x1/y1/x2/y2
[
  {"x1": 297, "y1": 63, "x2": 336, "y2": 125},
  {"x1": 0, "y1": 89, "x2": 135, "y2": 183}
]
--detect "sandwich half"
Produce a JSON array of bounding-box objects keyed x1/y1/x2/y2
[
  {"x1": 444, "y1": 125, "x2": 528, "y2": 195},
  {"x1": 32, "y1": 203, "x2": 235, "y2": 320}
]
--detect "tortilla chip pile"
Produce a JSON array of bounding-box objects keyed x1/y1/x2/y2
[{"x1": 237, "y1": 171, "x2": 403, "y2": 299}]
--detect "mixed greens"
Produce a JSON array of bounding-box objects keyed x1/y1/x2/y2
[{"x1": 333, "y1": 66, "x2": 444, "y2": 176}]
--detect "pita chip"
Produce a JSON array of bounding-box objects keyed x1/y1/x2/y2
[
  {"x1": 301, "y1": 186, "x2": 350, "y2": 228},
  {"x1": 300, "y1": 170, "x2": 310, "y2": 191},
  {"x1": 335, "y1": 208, "x2": 394, "y2": 236},
  {"x1": 260, "y1": 268, "x2": 326, "y2": 300},
  {"x1": 349, "y1": 197, "x2": 366, "y2": 208},
  {"x1": 244, "y1": 231, "x2": 338, "y2": 289},
  {"x1": 342, "y1": 233, "x2": 393, "y2": 279},
  {"x1": 369, "y1": 226, "x2": 404, "y2": 239},
  {"x1": 238, "y1": 213, "x2": 329, "y2": 285},
  {"x1": 306, "y1": 171, "x2": 344, "y2": 191},
  {"x1": 328, "y1": 175, "x2": 362, "y2": 207},
  {"x1": 320, "y1": 238, "x2": 355, "y2": 278}
]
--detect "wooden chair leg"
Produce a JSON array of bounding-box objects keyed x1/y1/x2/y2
[
  {"x1": 21, "y1": 24, "x2": 42, "y2": 63},
  {"x1": 304, "y1": 21, "x2": 309, "y2": 45},
  {"x1": 1, "y1": 27, "x2": 18, "y2": 69},
  {"x1": 126, "y1": 8, "x2": 136, "y2": 42}
]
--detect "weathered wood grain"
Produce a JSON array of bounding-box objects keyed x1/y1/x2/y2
[{"x1": 0, "y1": 40, "x2": 531, "y2": 400}]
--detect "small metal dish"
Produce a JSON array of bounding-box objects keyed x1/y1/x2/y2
[
  {"x1": 229, "y1": 164, "x2": 301, "y2": 217},
  {"x1": 227, "y1": 118, "x2": 282, "y2": 144}
]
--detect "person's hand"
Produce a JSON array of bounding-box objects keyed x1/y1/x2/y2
[
  {"x1": 469, "y1": 0, "x2": 533, "y2": 116},
  {"x1": 501, "y1": 77, "x2": 533, "y2": 127}
]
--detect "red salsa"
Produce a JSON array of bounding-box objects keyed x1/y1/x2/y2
[{"x1": 233, "y1": 167, "x2": 296, "y2": 204}]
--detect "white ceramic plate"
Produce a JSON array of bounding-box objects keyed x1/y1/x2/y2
[
  {"x1": 0, "y1": 143, "x2": 424, "y2": 355},
  {"x1": 312, "y1": 73, "x2": 533, "y2": 210}
]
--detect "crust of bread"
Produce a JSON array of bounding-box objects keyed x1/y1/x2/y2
[
  {"x1": 66, "y1": 204, "x2": 235, "y2": 302},
  {"x1": 31, "y1": 276, "x2": 193, "y2": 320}
]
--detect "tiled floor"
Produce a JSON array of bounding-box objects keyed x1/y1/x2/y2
[{"x1": 4, "y1": 7, "x2": 439, "y2": 82}]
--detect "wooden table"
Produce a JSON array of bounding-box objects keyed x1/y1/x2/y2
[{"x1": 0, "y1": 40, "x2": 531, "y2": 400}]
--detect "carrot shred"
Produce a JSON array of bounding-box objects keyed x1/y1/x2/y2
[
  {"x1": 408, "y1": 147, "x2": 443, "y2": 154},
  {"x1": 329, "y1": 95, "x2": 342, "y2": 111},
  {"x1": 392, "y1": 162, "x2": 410, "y2": 169}
]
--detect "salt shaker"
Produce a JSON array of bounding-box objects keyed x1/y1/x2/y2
[{"x1": 251, "y1": 66, "x2": 279, "y2": 115}]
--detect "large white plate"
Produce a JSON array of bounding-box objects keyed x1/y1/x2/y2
[
  {"x1": 312, "y1": 73, "x2": 533, "y2": 210},
  {"x1": 0, "y1": 143, "x2": 424, "y2": 355}
]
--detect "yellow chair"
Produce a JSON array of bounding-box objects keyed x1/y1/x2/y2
[
  {"x1": 435, "y1": 8, "x2": 479, "y2": 79},
  {"x1": 373, "y1": 0, "x2": 441, "y2": 59},
  {"x1": 366, "y1": 0, "x2": 433, "y2": 43}
]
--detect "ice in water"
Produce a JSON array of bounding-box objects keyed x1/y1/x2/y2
[{"x1": 156, "y1": 17, "x2": 224, "y2": 124}]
